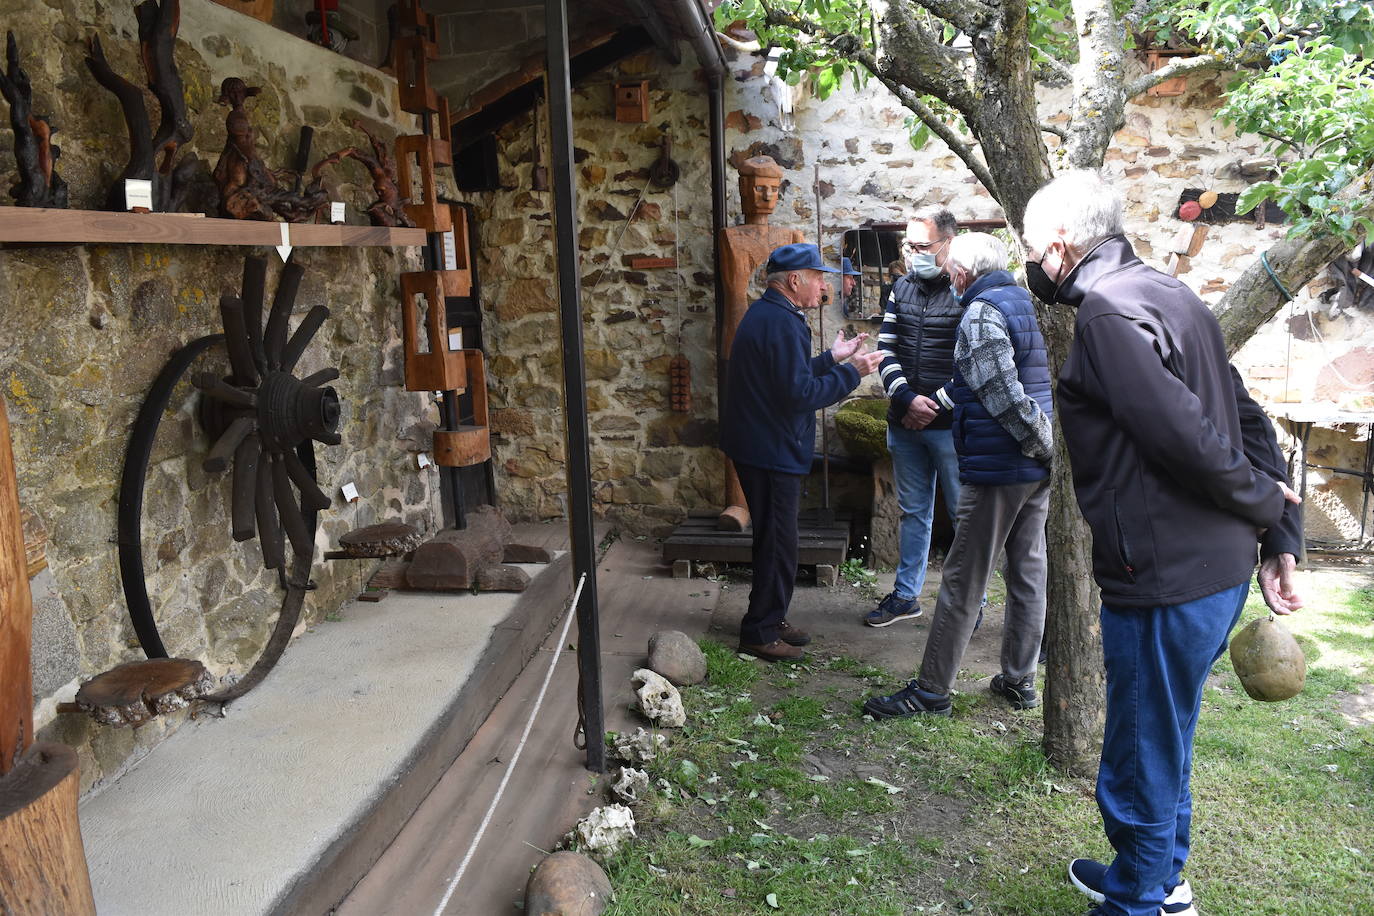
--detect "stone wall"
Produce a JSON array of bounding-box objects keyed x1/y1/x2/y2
[{"x1": 1, "y1": 0, "x2": 439, "y2": 792}]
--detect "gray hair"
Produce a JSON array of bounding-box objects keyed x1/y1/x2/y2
[
  {"x1": 946, "y1": 232, "x2": 1009, "y2": 280},
  {"x1": 765, "y1": 269, "x2": 802, "y2": 288},
  {"x1": 908, "y1": 205, "x2": 958, "y2": 239},
  {"x1": 1022, "y1": 169, "x2": 1124, "y2": 252}
]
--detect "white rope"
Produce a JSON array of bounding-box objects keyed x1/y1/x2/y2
[{"x1": 432, "y1": 573, "x2": 588, "y2": 916}]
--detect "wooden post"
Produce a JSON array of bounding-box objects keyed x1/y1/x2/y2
[{"x1": 1, "y1": 396, "x2": 32, "y2": 775}]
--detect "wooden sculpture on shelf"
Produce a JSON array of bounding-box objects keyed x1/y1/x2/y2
[
  {"x1": 84, "y1": 0, "x2": 199, "y2": 212},
  {"x1": 212, "y1": 77, "x2": 329, "y2": 223},
  {"x1": 716, "y1": 155, "x2": 805, "y2": 531},
  {"x1": 313, "y1": 119, "x2": 416, "y2": 227},
  {"x1": 0, "y1": 396, "x2": 96, "y2": 914},
  {"x1": 0, "y1": 31, "x2": 68, "y2": 208}
]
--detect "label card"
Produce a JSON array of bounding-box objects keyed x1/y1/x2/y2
[
  {"x1": 330, "y1": 201, "x2": 346, "y2": 223},
  {"x1": 417, "y1": 453, "x2": 432, "y2": 469},
  {"x1": 442, "y1": 230, "x2": 458, "y2": 270},
  {"x1": 448, "y1": 329, "x2": 462, "y2": 351},
  {"x1": 340, "y1": 482, "x2": 360, "y2": 503},
  {"x1": 124, "y1": 179, "x2": 153, "y2": 211}
]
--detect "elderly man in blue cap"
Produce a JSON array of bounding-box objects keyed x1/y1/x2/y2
[
  {"x1": 840, "y1": 256, "x2": 862, "y2": 306},
  {"x1": 721, "y1": 243, "x2": 884, "y2": 661}
]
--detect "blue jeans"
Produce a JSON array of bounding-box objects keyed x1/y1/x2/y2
[
  {"x1": 887, "y1": 425, "x2": 961, "y2": 600},
  {"x1": 1097, "y1": 581, "x2": 1249, "y2": 916}
]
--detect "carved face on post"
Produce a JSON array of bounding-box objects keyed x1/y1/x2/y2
[{"x1": 737, "y1": 155, "x2": 784, "y2": 224}]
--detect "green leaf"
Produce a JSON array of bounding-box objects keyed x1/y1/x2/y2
[{"x1": 686, "y1": 834, "x2": 715, "y2": 848}]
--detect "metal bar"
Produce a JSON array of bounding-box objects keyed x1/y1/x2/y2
[
  {"x1": 815, "y1": 163, "x2": 830, "y2": 515},
  {"x1": 546, "y1": 0, "x2": 605, "y2": 774},
  {"x1": 708, "y1": 74, "x2": 727, "y2": 429}
]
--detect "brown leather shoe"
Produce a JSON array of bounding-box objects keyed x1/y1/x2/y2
[
  {"x1": 738, "y1": 639, "x2": 805, "y2": 662},
  {"x1": 777, "y1": 621, "x2": 812, "y2": 646}
]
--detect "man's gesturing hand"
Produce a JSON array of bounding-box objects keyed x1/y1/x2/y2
[
  {"x1": 830, "y1": 330, "x2": 870, "y2": 363},
  {"x1": 1257, "y1": 553, "x2": 1303, "y2": 615},
  {"x1": 850, "y1": 349, "x2": 883, "y2": 377}
]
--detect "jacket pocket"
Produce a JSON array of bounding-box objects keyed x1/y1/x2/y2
[{"x1": 1106, "y1": 488, "x2": 1137, "y2": 584}]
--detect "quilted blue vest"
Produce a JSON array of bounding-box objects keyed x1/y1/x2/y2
[{"x1": 948, "y1": 271, "x2": 1053, "y2": 485}]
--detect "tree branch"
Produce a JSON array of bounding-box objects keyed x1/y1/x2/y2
[
  {"x1": 1216, "y1": 169, "x2": 1374, "y2": 352},
  {"x1": 883, "y1": 77, "x2": 999, "y2": 197},
  {"x1": 1123, "y1": 45, "x2": 1269, "y2": 100},
  {"x1": 1065, "y1": 0, "x2": 1129, "y2": 167},
  {"x1": 1040, "y1": 121, "x2": 1068, "y2": 140},
  {"x1": 908, "y1": 0, "x2": 993, "y2": 36}
]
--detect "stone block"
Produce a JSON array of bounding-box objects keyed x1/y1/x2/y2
[{"x1": 29, "y1": 570, "x2": 82, "y2": 701}]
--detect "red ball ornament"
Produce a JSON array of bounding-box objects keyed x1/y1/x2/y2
[{"x1": 1179, "y1": 200, "x2": 1202, "y2": 221}]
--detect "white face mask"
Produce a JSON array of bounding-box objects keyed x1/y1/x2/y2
[{"x1": 908, "y1": 252, "x2": 942, "y2": 278}]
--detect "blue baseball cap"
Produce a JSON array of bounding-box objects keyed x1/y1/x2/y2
[
  {"x1": 840, "y1": 256, "x2": 861, "y2": 276},
  {"x1": 766, "y1": 243, "x2": 840, "y2": 274}
]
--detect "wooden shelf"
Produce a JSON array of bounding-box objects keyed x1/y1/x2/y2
[{"x1": 0, "y1": 207, "x2": 427, "y2": 248}]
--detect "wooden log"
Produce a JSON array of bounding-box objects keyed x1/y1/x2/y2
[
  {"x1": 333, "y1": 521, "x2": 422, "y2": 559},
  {"x1": 74, "y1": 658, "x2": 214, "y2": 728},
  {"x1": 475, "y1": 563, "x2": 531, "y2": 592},
  {"x1": 502, "y1": 543, "x2": 552, "y2": 564},
  {"x1": 404, "y1": 506, "x2": 509, "y2": 590},
  {"x1": 0, "y1": 742, "x2": 95, "y2": 915},
  {"x1": 0, "y1": 396, "x2": 33, "y2": 775}
]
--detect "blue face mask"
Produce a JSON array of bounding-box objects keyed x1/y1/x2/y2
[{"x1": 908, "y1": 252, "x2": 942, "y2": 279}]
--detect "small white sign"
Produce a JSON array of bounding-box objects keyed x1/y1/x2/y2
[
  {"x1": 340, "y1": 482, "x2": 360, "y2": 503},
  {"x1": 448, "y1": 329, "x2": 462, "y2": 351},
  {"x1": 442, "y1": 230, "x2": 458, "y2": 270},
  {"x1": 276, "y1": 223, "x2": 292, "y2": 262},
  {"x1": 124, "y1": 179, "x2": 153, "y2": 211},
  {"x1": 417, "y1": 453, "x2": 432, "y2": 469},
  {"x1": 330, "y1": 201, "x2": 346, "y2": 224}
]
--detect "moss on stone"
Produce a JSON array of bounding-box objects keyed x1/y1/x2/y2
[{"x1": 835, "y1": 398, "x2": 890, "y2": 461}]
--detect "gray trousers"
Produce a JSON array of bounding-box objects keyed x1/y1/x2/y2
[{"x1": 916, "y1": 478, "x2": 1050, "y2": 695}]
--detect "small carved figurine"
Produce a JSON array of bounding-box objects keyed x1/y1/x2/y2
[
  {"x1": 0, "y1": 31, "x2": 68, "y2": 207},
  {"x1": 211, "y1": 77, "x2": 328, "y2": 223},
  {"x1": 312, "y1": 119, "x2": 415, "y2": 227}
]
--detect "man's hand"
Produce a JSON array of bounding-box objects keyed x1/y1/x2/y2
[
  {"x1": 850, "y1": 349, "x2": 883, "y2": 377},
  {"x1": 830, "y1": 330, "x2": 870, "y2": 363},
  {"x1": 1279, "y1": 480, "x2": 1302, "y2": 505},
  {"x1": 1257, "y1": 553, "x2": 1303, "y2": 615},
  {"x1": 901, "y1": 395, "x2": 938, "y2": 430}
]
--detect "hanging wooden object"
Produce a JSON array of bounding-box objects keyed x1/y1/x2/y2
[
  {"x1": 394, "y1": 0, "x2": 436, "y2": 40},
  {"x1": 395, "y1": 133, "x2": 451, "y2": 232},
  {"x1": 0, "y1": 396, "x2": 96, "y2": 914},
  {"x1": 400, "y1": 271, "x2": 477, "y2": 391},
  {"x1": 433, "y1": 96, "x2": 453, "y2": 168},
  {"x1": 614, "y1": 80, "x2": 649, "y2": 123},
  {"x1": 669, "y1": 355, "x2": 692, "y2": 413},
  {"x1": 393, "y1": 33, "x2": 439, "y2": 114},
  {"x1": 1144, "y1": 50, "x2": 1190, "y2": 98}
]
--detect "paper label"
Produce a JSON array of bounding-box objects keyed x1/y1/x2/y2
[
  {"x1": 330, "y1": 201, "x2": 346, "y2": 223},
  {"x1": 417, "y1": 453, "x2": 432, "y2": 469},
  {"x1": 124, "y1": 179, "x2": 153, "y2": 210},
  {"x1": 280, "y1": 223, "x2": 291, "y2": 247},
  {"x1": 448, "y1": 329, "x2": 462, "y2": 351},
  {"x1": 442, "y1": 230, "x2": 458, "y2": 270},
  {"x1": 340, "y1": 482, "x2": 359, "y2": 502}
]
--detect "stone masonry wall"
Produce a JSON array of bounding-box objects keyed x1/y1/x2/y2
[{"x1": 1, "y1": 0, "x2": 438, "y2": 792}]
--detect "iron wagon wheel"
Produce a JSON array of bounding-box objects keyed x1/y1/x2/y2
[{"x1": 116, "y1": 255, "x2": 341, "y2": 703}]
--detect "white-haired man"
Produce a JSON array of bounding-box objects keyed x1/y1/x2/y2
[
  {"x1": 1022, "y1": 170, "x2": 1303, "y2": 916},
  {"x1": 865, "y1": 206, "x2": 966, "y2": 628},
  {"x1": 864, "y1": 232, "x2": 1053, "y2": 719}
]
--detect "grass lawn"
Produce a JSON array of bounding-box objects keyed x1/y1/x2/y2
[{"x1": 597, "y1": 565, "x2": 1374, "y2": 915}]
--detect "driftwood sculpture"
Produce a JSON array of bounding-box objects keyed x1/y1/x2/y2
[
  {"x1": 0, "y1": 31, "x2": 68, "y2": 207},
  {"x1": 212, "y1": 77, "x2": 329, "y2": 222},
  {"x1": 73, "y1": 659, "x2": 214, "y2": 728},
  {"x1": 84, "y1": 0, "x2": 199, "y2": 212},
  {"x1": 313, "y1": 119, "x2": 415, "y2": 227}
]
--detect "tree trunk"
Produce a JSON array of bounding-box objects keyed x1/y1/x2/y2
[{"x1": 0, "y1": 743, "x2": 96, "y2": 914}]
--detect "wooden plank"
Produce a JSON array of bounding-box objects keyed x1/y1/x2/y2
[
  {"x1": 0, "y1": 207, "x2": 426, "y2": 248},
  {"x1": 0, "y1": 397, "x2": 32, "y2": 775}
]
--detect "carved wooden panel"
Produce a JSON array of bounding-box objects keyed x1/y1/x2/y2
[
  {"x1": 395, "y1": 135, "x2": 451, "y2": 233},
  {"x1": 393, "y1": 35, "x2": 439, "y2": 114}
]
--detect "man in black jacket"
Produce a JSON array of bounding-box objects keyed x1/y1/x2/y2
[
  {"x1": 867, "y1": 206, "x2": 966, "y2": 627},
  {"x1": 1022, "y1": 170, "x2": 1303, "y2": 916},
  {"x1": 721, "y1": 243, "x2": 882, "y2": 662}
]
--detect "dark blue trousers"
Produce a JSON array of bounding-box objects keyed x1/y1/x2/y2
[
  {"x1": 1097, "y1": 581, "x2": 1248, "y2": 916},
  {"x1": 736, "y1": 462, "x2": 801, "y2": 646}
]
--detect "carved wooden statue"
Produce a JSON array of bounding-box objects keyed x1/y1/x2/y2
[
  {"x1": 717, "y1": 155, "x2": 805, "y2": 531},
  {"x1": 84, "y1": 0, "x2": 199, "y2": 212},
  {"x1": 313, "y1": 119, "x2": 416, "y2": 227},
  {"x1": 0, "y1": 31, "x2": 68, "y2": 208},
  {"x1": 212, "y1": 77, "x2": 328, "y2": 223}
]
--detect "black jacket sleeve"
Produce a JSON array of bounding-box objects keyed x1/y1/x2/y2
[{"x1": 1231, "y1": 367, "x2": 1303, "y2": 560}]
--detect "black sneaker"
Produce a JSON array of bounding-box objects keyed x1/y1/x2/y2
[
  {"x1": 989, "y1": 673, "x2": 1039, "y2": 709},
  {"x1": 862, "y1": 680, "x2": 951, "y2": 718},
  {"x1": 1068, "y1": 858, "x2": 1196, "y2": 916},
  {"x1": 864, "y1": 592, "x2": 922, "y2": 628}
]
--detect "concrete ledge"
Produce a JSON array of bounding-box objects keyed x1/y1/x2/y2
[{"x1": 79, "y1": 550, "x2": 571, "y2": 916}]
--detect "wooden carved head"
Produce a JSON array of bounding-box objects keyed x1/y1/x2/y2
[{"x1": 737, "y1": 154, "x2": 783, "y2": 223}]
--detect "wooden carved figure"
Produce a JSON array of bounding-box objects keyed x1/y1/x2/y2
[
  {"x1": 313, "y1": 119, "x2": 416, "y2": 227},
  {"x1": 717, "y1": 155, "x2": 805, "y2": 531},
  {"x1": 84, "y1": 0, "x2": 199, "y2": 212},
  {"x1": 0, "y1": 31, "x2": 68, "y2": 207},
  {"x1": 212, "y1": 77, "x2": 329, "y2": 223}
]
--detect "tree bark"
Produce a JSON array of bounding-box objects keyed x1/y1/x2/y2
[
  {"x1": 0, "y1": 396, "x2": 32, "y2": 777},
  {"x1": 0, "y1": 743, "x2": 96, "y2": 915}
]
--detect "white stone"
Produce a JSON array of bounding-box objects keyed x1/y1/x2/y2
[
  {"x1": 632, "y1": 668, "x2": 686, "y2": 727},
  {"x1": 612, "y1": 727, "x2": 667, "y2": 765},
  {"x1": 611, "y1": 766, "x2": 650, "y2": 804},
  {"x1": 573, "y1": 804, "x2": 637, "y2": 859}
]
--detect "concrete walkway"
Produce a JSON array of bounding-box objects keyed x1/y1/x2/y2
[{"x1": 78, "y1": 524, "x2": 573, "y2": 916}]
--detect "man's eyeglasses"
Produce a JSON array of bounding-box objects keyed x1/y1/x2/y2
[{"x1": 903, "y1": 238, "x2": 949, "y2": 254}]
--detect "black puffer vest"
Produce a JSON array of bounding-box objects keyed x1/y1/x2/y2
[{"x1": 885, "y1": 272, "x2": 961, "y2": 429}]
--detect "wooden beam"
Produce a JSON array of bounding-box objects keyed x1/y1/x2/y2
[{"x1": 0, "y1": 208, "x2": 427, "y2": 248}]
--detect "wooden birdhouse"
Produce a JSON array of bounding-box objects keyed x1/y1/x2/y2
[
  {"x1": 615, "y1": 80, "x2": 650, "y2": 123},
  {"x1": 1144, "y1": 50, "x2": 1190, "y2": 98}
]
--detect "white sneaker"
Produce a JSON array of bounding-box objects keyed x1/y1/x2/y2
[{"x1": 1068, "y1": 859, "x2": 1197, "y2": 916}]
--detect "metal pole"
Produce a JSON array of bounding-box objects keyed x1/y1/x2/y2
[
  {"x1": 545, "y1": 0, "x2": 605, "y2": 773},
  {"x1": 708, "y1": 75, "x2": 727, "y2": 429},
  {"x1": 815, "y1": 164, "x2": 831, "y2": 516}
]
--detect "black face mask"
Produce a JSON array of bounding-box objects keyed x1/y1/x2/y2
[{"x1": 1025, "y1": 260, "x2": 1060, "y2": 304}]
